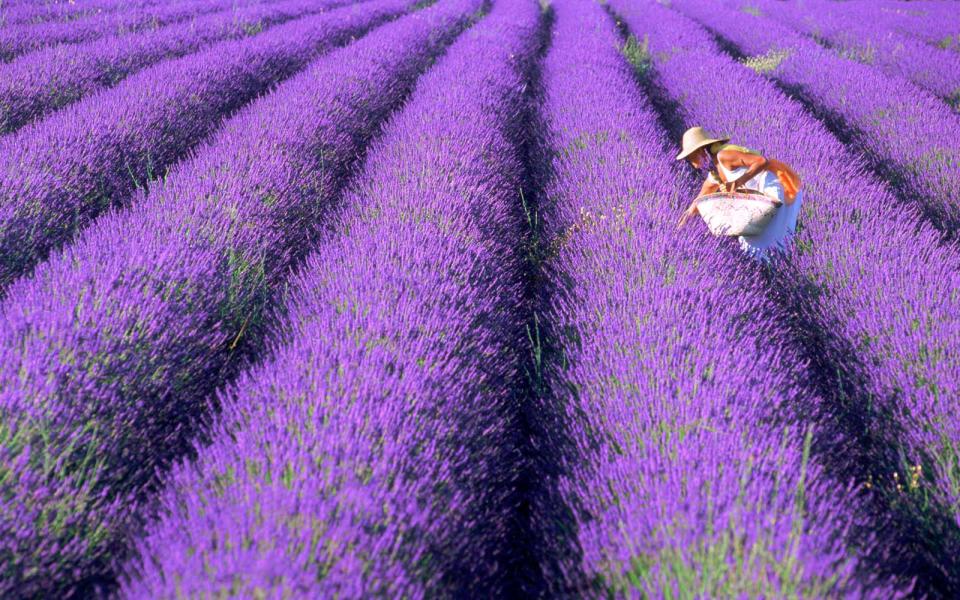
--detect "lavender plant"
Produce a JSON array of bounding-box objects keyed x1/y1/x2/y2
[
  {"x1": 0, "y1": 0, "x2": 346, "y2": 134},
  {"x1": 528, "y1": 0, "x2": 895, "y2": 595},
  {"x1": 121, "y1": 0, "x2": 541, "y2": 594},
  {"x1": 615, "y1": 0, "x2": 960, "y2": 591},
  {"x1": 0, "y1": 0, "x2": 158, "y2": 28},
  {"x1": 862, "y1": 2, "x2": 960, "y2": 52},
  {"x1": 671, "y1": 0, "x2": 960, "y2": 237},
  {"x1": 0, "y1": 0, "x2": 411, "y2": 290},
  {"x1": 0, "y1": 0, "x2": 165, "y2": 27},
  {"x1": 0, "y1": 0, "x2": 231, "y2": 62},
  {"x1": 0, "y1": 0, "x2": 477, "y2": 595},
  {"x1": 746, "y1": 0, "x2": 960, "y2": 109}
]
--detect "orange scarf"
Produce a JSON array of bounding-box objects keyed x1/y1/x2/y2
[{"x1": 767, "y1": 158, "x2": 801, "y2": 201}]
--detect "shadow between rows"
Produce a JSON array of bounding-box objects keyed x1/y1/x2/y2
[{"x1": 502, "y1": 2, "x2": 595, "y2": 596}]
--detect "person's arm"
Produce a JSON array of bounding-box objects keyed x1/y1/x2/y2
[
  {"x1": 698, "y1": 177, "x2": 721, "y2": 198},
  {"x1": 716, "y1": 148, "x2": 767, "y2": 192},
  {"x1": 678, "y1": 178, "x2": 720, "y2": 227}
]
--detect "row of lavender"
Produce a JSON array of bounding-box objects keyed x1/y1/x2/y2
[
  {"x1": 116, "y1": 0, "x2": 938, "y2": 594},
  {"x1": 0, "y1": 0, "x2": 166, "y2": 27},
  {"x1": 0, "y1": 0, "x2": 348, "y2": 134},
  {"x1": 616, "y1": 0, "x2": 960, "y2": 591},
  {"x1": 0, "y1": 0, "x2": 478, "y2": 594},
  {"x1": 0, "y1": 0, "x2": 955, "y2": 596},
  {"x1": 0, "y1": 0, "x2": 234, "y2": 61},
  {"x1": 817, "y1": 1, "x2": 960, "y2": 55},
  {"x1": 527, "y1": 0, "x2": 894, "y2": 595},
  {"x1": 670, "y1": 0, "x2": 960, "y2": 237},
  {"x1": 120, "y1": 0, "x2": 540, "y2": 593},
  {"x1": 734, "y1": 0, "x2": 960, "y2": 107},
  {"x1": 0, "y1": 0, "x2": 411, "y2": 290}
]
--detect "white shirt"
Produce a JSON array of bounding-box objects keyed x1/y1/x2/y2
[{"x1": 709, "y1": 161, "x2": 802, "y2": 258}]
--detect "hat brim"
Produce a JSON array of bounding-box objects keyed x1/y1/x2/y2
[{"x1": 675, "y1": 137, "x2": 729, "y2": 161}]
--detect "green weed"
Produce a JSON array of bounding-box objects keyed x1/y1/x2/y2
[
  {"x1": 742, "y1": 49, "x2": 792, "y2": 75},
  {"x1": 623, "y1": 34, "x2": 652, "y2": 77}
]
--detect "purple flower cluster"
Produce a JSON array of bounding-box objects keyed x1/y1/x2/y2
[
  {"x1": 0, "y1": 0, "x2": 345, "y2": 134},
  {"x1": 530, "y1": 0, "x2": 892, "y2": 595},
  {"x1": 0, "y1": 0, "x2": 955, "y2": 595},
  {"x1": 743, "y1": 0, "x2": 960, "y2": 107},
  {"x1": 811, "y1": 1, "x2": 960, "y2": 55},
  {"x1": 0, "y1": 0, "x2": 232, "y2": 62},
  {"x1": 671, "y1": 0, "x2": 960, "y2": 236},
  {"x1": 615, "y1": 0, "x2": 960, "y2": 588},
  {"x1": 0, "y1": 0, "x2": 412, "y2": 291},
  {"x1": 120, "y1": 0, "x2": 538, "y2": 596},
  {"x1": 0, "y1": 0, "x2": 154, "y2": 28},
  {"x1": 0, "y1": 0, "x2": 479, "y2": 594}
]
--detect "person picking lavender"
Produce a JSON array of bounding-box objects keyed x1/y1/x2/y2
[{"x1": 676, "y1": 126, "x2": 802, "y2": 257}]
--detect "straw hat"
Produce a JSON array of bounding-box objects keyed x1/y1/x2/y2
[{"x1": 675, "y1": 126, "x2": 729, "y2": 160}]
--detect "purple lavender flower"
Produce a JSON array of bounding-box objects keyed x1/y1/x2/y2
[
  {"x1": 530, "y1": 0, "x2": 897, "y2": 595},
  {"x1": 0, "y1": 0, "x2": 233, "y2": 62},
  {"x1": 615, "y1": 0, "x2": 960, "y2": 591},
  {"x1": 0, "y1": 0, "x2": 148, "y2": 28},
  {"x1": 671, "y1": 0, "x2": 960, "y2": 236},
  {"x1": 745, "y1": 0, "x2": 960, "y2": 107},
  {"x1": 0, "y1": 0, "x2": 347, "y2": 134},
  {"x1": 803, "y1": 0, "x2": 960, "y2": 56},
  {"x1": 120, "y1": 1, "x2": 540, "y2": 593},
  {"x1": 0, "y1": 0, "x2": 413, "y2": 290},
  {"x1": 0, "y1": 0, "x2": 171, "y2": 27},
  {"x1": 0, "y1": 0, "x2": 476, "y2": 594}
]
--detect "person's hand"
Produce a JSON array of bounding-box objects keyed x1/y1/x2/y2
[
  {"x1": 724, "y1": 180, "x2": 739, "y2": 193},
  {"x1": 677, "y1": 204, "x2": 698, "y2": 228}
]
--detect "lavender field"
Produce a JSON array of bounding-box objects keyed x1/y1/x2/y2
[{"x1": 0, "y1": 0, "x2": 957, "y2": 597}]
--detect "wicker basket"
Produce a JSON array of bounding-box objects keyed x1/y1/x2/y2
[{"x1": 696, "y1": 192, "x2": 782, "y2": 237}]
